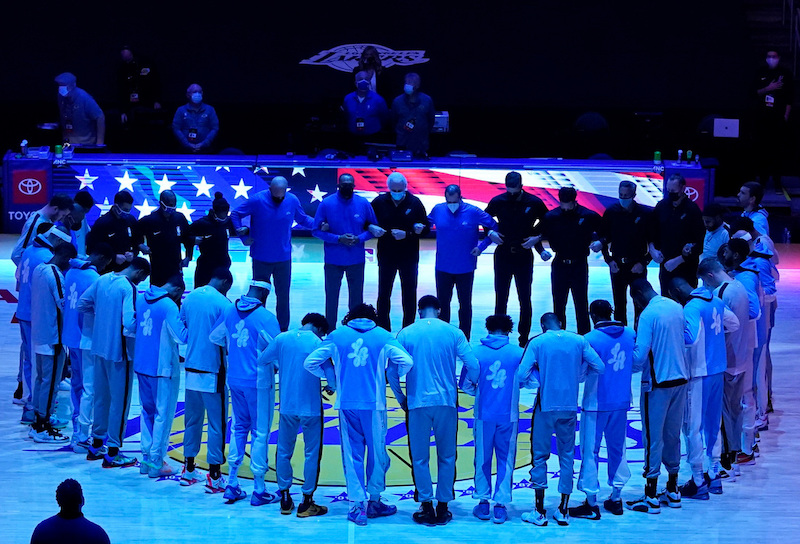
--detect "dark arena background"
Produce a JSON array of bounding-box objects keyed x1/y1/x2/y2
[{"x1": 2, "y1": 1, "x2": 800, "y2": 543}]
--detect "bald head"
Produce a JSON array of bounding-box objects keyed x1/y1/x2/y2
[{"x1": 270, "y1": 176, "x2": 288, "y2": 201}]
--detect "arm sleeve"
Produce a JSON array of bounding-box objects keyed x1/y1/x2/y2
[
  {"x1": 209, "y1": 315, "x2": 228, "y2": 347},
  {"x1": 723, "y1": 305, "x2": 740, "y2": 333},
  {"x1": 456, "y1": 331, "x2": 480, "y2": 383},
  {"x1": 304, "y1": 340, "x2": 337, "y2": 378},
  {"x1": 172, "y1": 108, "x2": 190, "y2": 147},
  {"x1": 76, "y1": 280, "x2": 97, "y2": 314},
  {"x1": 165, "y1": 305, "x2": 189, "y2": 345},
  {"x1": 517, "y1": 345, "x2": 540, "y2": 389},
  {"x1": 385, "y1": 340, "x2": 413, "y2": 377},
  {"x1": 583, "y1": 338, "x2": 605, "y2": 374},
  {"x1": 633, "y1": 316, "x2": 652, "y2": 371},
  {"x1": 202, "y1": 107, "x2": 220, "y2": 147},
  {"x1": 311, "y1": 201, "x2": 340, "y2": 243},
  {"x1": 356, "y1": 202, "x2": 378, "y2": 243},
  {"x1": 229, "y1": 199, "x2": 254, "y2": 231}
]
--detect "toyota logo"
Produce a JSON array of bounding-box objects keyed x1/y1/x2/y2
[
  {"x1": 684, "y1": 186, "x2": 699, "y2": 201},
  {"x1": 18, "y1": 178, "x2": 42, "y2": 196}
]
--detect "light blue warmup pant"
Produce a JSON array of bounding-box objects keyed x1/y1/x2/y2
[
  {"x1": 228, "y1": 380, "x2": 274, "y2": 494},
  {"x1": 19, "y1": 320, "x2": 33, "y2": 415},
  {"x1": 184, "y1": 385, "x2": 228, "y2": 466},
  {"x1": 92, "y1": 356, "x2": 135, "y2": 449},
  {"x1": 408, "y1": 406, "x2": 458, "y2": 503},
  {"x1": 753, "y1": 306, "x2": 769, "y2": 418},
  {"x1": 339, "y1": 409, "x2": 389, "y2": 505},
  {"x1": 683, "y1": 373, "x2": 724, "y2": 482},
  {"x1": 69, "y1": 349, "x2": 84, "y2": 433},
  {"x1": 473, "y1": 419, "x2": 517, "y2": 504},
  {"x1": 530, "y1": 406, "x2": 576, "y2": 494},
  {"x1": 76, "y1": 349, "x2": 95, "y2": 443},
  {"x1": 276, "y1": 413, "x2": 324, "y2": 496},
  {"x1": 33, "y1": 350, "x2": 66, "y2": 421},
  {"x1": 138, "y1": 369, "x2": 180, "y2": 467},
  {"x1": 641, "y1": 384, "x2": 686, "y2": 480},
  {"x1": 577, "y1": 409, "x2": 631, "y2": 498}
]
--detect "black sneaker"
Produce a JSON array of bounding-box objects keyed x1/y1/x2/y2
[
  {"x1": 603, "y1": 498, "x2": 623, "y2": 516},
  {"x1": 412, "y1": 501, "x2": 436, "y2": 526},
  {"x1": 678, "y1": 479, "x2": 709, "y2": 500},
  {"x1": 568, "y1": 500, "x2": 601, "y2": 520},
  {"x1": 297, "y1": 495, "x2": 327, "y2": 517},
  {"x1": 434, "y1": 502, "x2": 453, "y2": 526},
  {"x1": 280, "y1": 489, "x2": 294, "y2": 515}
]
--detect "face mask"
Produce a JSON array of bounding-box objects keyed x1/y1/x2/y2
[
  {"x1": 214, "y1": 213, "x2": 227, "y2": 222},
  {"x1": 191, "y1": 92, "x2": 202, "y2": 104},
  {"x1": 668, "y1": 191, "x2": 683, "y2": 202},
  {"x1": 339, "y1": 186, "x2": 354, "y2": 198},
  {"x1": 391, "y1": 191, "x2": 405, "y2": 201},
  {"x1": 404, "y1": 84, "x2": 415, "y2": 95},
  {"x1": 447, "y1": 203, "x2": 459, "y2": 213},
  {"x1": 113, "y1": 204, "x2": 131, "y2": 218},
  {"x1": 766, "y1": 58, "x2": 779, "y2": 68},
  {"x1": 271, "y1": 195, "x2": 285, "y2": 204},
  {"x1": 619, "y1": 197, "x2": 633, "y2": 208},
  {"x1": 58, "y1": 86, "x2": 69, "y2": 97},
  {"x1": 356, "y1": 80, "x2": 370, "y2": 91},
  {"x1": 162, "y1": 204, "x2": 176, "y2": 214}
]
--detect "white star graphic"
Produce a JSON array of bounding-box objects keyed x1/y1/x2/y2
[
  {"x1": 155, "y1": 174, "x2": 176, "y2": 194},
  {"x1": 96, "y1": 197, "x2": 113, "y2": 214},
  {"x1": 134, "y1": 198, "x2": 158, "y2": 218},
  {"x1": 192, "y1": 176, "x2": 214, "y2": 198},
  {"x1": 176, "y1": 202, "x2": 196, "y2": 222},
  {"x1": 307, "y1": 184, "x2": 328, "y2": 203},
  {"x1": 215, "y1": 166, "x2": 231, "y2": 172},
  {"x1": 291, "y1": 243, "x2": 306, "y2": 260},
  {"x1": 75, "y1": 169, "x2": 98, "y2": 190},
  {"x1": 292, "y1": 167, "x2": 306, "y2": 177},
  {"x1": 233, "y1": 178, "x2": 252, "y2": 199},
  {"x1": 115, "y1": 170, "x2": 138, "y2": 192}
]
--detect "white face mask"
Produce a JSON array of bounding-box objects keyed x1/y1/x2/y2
[
  {"x1": 404, "y1": 84, "x2": 415, "y2": 95},
  {"x1": 58, "y1": 86, "x2": 69, "y2": 97},
  {"x1": 766, "y1": 58, "x2": 779, "y2": 69},
  {"x1": 447, "y1": 203, "x2": 459, "y2": 213},
  {"x1": 191, "y1": 92, "x2": 203, "y2": 104}
]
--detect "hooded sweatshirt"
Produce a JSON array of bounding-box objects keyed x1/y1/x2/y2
[
  {"x1": 517, "y1": 329, "x2": 604, "y2": 412},
  {"x1": 583, "y1": 321, "x2": 636, "y2": 411},
  {"x1": 63, "y1": 259, "x2": 99, "y2": 350},
  {"x1": 395, "y1": 317, "x2": 479, "y2": 410},
  {"x1": 16, "y1": 237, "x2": 54, "y2": 322},
  {"x1": 466, "y1": 334, "x2": 523, "y2": 423},
  {"x1": 633, "y1": 295, "x2": 688, "y2": 391},
  {"x1": 77, "y1": 272, "x2": 137, "y2": 363},
  {"x1": 304, "y1": 318, "x2": 413, "y2": 411},
  {"x1": 742, "y1": 207, "x2": 769, "y2": 238},
  {"x1": 133, "y1": 286, "x2": 188, "y2": 378},
  {"x1": 209, "y1": 296, "x2": 280, "y2": 389},
  {"x1": 31, "y1": 262, "x2": 66, "y2": 353},
  {"x1": 682, "y1": 287, "x2": 739, "y2": 379}
]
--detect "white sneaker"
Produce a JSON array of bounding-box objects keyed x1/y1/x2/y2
[
  {"x1": 205, "y1": 474, "x2": 227, "y2": 494},
  {"x1": 58, "y1": 379, "x2": 71, "y2": 392},
  {"x1": 552, "y1": 507, "x2": 569, "y2": 526},
  {"x1": 180, "y1": 468, "x2": 203, "y2": 486},
  {"x1": 658, "y1": 489, "x2": 681, "y2": 509},
  {"x1": 521, "y1": 509, "x2": 548, "y2": 526},
  {"x1": 148, "y1": 461, "x2": 177, "y2": 478},
  {"x1": 33, "y1": 428, "x2": 69, "y2": 444}
]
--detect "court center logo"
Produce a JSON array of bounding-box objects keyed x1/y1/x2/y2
[{"x1": 300, "y1": 43, "x2": 429, "y2": 73}]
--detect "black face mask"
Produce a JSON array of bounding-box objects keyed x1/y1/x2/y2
[
  {"x1": 668, "y1": 191, "x2": 683, "y2": 202},
  {"x1": 271, "y1": 195, "x2": 285, "y2": 204},
  {"x1": 339, "y1": 186, "x2": 354, "y2": 198}
]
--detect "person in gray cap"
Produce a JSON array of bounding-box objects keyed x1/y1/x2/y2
[{"x1": 55, "y1": 72, "x2": 105, "y2": 146}]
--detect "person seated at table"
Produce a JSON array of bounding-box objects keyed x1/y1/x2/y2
[{"x1": 172, "y1": 83, "x2": 219, "y2": 153}]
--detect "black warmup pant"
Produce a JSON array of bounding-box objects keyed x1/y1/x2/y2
[
  {"x1": 376, "y1": 259, "x2": 419, "y2": 332},
  {"x1": 493, "y1": 248, "x2": 534, "y2": 344},
  {"x1": 435, "y1": 270, "x2": 475, "y2": 340},
  {"x1": 609, "y1": 261, "x2": 647, "y2": 326},
  {"x1": 551, "y1": 258, "x2": 590, "y2": 334}
]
